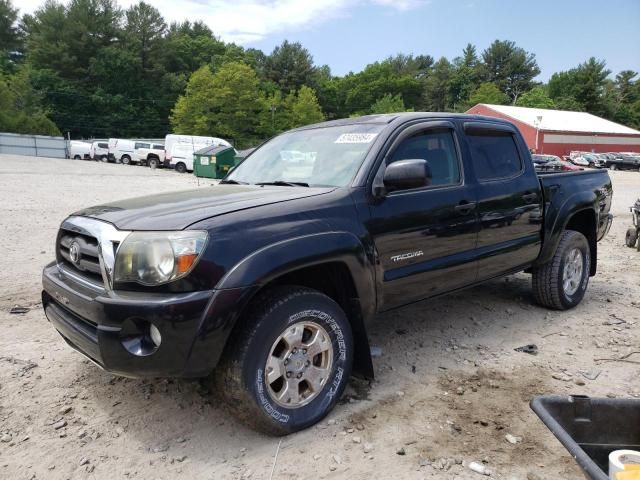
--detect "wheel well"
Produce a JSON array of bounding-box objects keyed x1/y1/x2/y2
[
  {"x1": 246, "y1": 262, "x2": 374, "y2": 379},
  {"x1": 147, "y1": 154, "x2": 159, "y2": 160},
  {"x1": 565, "y1": 209, "x2": 597, "y2": 275}
]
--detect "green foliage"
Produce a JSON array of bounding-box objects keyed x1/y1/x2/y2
[
  {"x1": 516, "y1": 86, "x2": 555, "y2": 108},
  {"x1": 171, "y1": 63, "x2": 266, "y2": 147},
  {"x1": 422, "y1": 57, "x2": 454, "y2": 111},
  {"x1": 0, "y1": 69, "x2": 60, "y2": 135},
  {"x1": 481, "y1": 40, "x2": 540, "y2": 103},
  {"x1": 290, "y1": 86, "x2": 324, "y2": 126},
  {"x1": 467, "y1": 82, "x2": 509, "y2": 107},
  {"x1": 370, "y1": 93, "x2": 406, "y2": 114},
  {"x1": 264, "y1": 40, "x2": 317, "y2": 93},
  {"x1": 0, "y1": 0, "x2": 22, "y2": 72},
  {"x1": 2, "y1": 0, "x2": 637, "y2": 142}
]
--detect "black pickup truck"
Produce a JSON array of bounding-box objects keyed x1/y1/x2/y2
[{"x1": 42, "y1": 113, "x2": 613, "y2": 435}]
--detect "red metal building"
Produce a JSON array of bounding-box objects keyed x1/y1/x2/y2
[{"x1": 467, "y1": 104, "x2": 640, "y2": 156}]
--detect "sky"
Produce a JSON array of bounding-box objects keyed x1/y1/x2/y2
[{"x1": 17, "y1": 0, "x2": 640, "y2": 81}]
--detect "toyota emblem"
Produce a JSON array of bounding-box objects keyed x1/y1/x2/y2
[{"x1": 69, "y1": 241, "x2": 81, "y2": 265}]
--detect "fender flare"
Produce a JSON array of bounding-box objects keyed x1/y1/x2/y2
[
  {"x1": 537, "y1": 190, "x2": 598, "y2": 269},
  {"x1": 213, "y1": 231, "x2": 377, "y2": 378}
]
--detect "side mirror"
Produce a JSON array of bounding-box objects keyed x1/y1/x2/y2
[{"x1": 383, "y1": 159, "x2": 432, "y2": 192}]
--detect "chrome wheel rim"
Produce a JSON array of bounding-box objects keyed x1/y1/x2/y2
[
  {"x1": 265, "y1": 321, "x2": 333, "y2": 409},
  {"x1": 562, "y1": 248, "x2": 583, "y2": 296}
]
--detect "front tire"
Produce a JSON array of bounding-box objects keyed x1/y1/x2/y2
[
  {"x1": 532, "y1": 230, "x2": 591, "y2": 310},
  {"x1": 216, "y1": 286, "x2": 353, "y2": 435},
  {"x1": 610, "y1": 164, "x2": 617, "y2": 171},
  {"x1": 626, "y1": 228, "x2": 638, "y2": 248}
]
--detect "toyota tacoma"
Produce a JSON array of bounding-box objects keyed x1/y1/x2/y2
[{"x1": 42, "y1": 113, "x2": 613, "y2": 435}]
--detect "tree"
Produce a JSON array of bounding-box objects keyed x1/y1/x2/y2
[
  {"x1": 264, "y1": 40, "x2": 317, "y2": 93},
  {"x1": 548, "y1": 58, "x2": 610, "y2": 117},
  {"x1": 449, "y1": 43, "x2": 481, "y2": 111},
  {"x1": 422, "y1": 57, "x2": 453, "y2": 111},
  {"x1": 0, "y1": 0, "x2": 22, "y2": 72},
  {"x1": 124, "y1": 2, "x2": 166, "y2": 72},
  {"x1": 0, "y1": 69, "x2": 60, "y2": 135},
  {"x1": 516, "y1": 86, "x2": 556, "y2": 108},
  {"x1": 289, "y1": 86, "x2": 324, "y2": 126},
  {"x1": 170, "y1": 63, "x2": 266, "y2": 147},
  {"x1": 467, "y1": 82, "x2": 508, "y2": 107},
  {"x1": 481, "y1": 40, "x2": 540, "y2": 103},
  {"x1": 370, "y1": 93, "x2": 406, "y2": 113}
]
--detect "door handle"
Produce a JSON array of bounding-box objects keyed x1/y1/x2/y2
[
  {"x1": 455, "y1": 201, "x2": 477, "y2": 215},
  {"x1": 522, "y1": 192, "x2": 538, "y2": 204}
]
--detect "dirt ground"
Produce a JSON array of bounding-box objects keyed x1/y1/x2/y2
[{"x1": 0, "y1": 154, "x2": 638, "y2": 480}]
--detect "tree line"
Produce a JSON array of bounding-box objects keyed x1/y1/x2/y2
[{"x1": 1, "y1": 0, "x2": 639, "y2": 147}]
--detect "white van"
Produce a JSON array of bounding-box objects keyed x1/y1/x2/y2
[
  {"x1": 69, "y1": 141, "x2": 91, "y2": 160},
  {"x1": 90, "y1": 141, "x2": 109, "y2": 161},
  {"x1": 164, "y1": 135, "x2": 232, "y2": 173},
  {"x1": 133, "y1": 141, "x2": 165, "y2": 167},
  {"x1": 110, "y1": 139, "x2": 136, "y2": 164}
]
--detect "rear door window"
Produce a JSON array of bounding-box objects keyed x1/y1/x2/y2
[
  {"x1": 153, "y1": 144, "x2": 164, "y2": 150},
  {"x1": 135, "y1": 142, "x2": 150, "y2": 149},
  {"x1": 466, "y1": 130, "x2": 523, "y2": 181},
  {"x1": 98, "y1": 143, "x2": 108, "y2": 149}
]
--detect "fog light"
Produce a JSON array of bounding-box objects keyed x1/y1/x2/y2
[{"x1": 149, "y1": 324, "x2": 162, "y2": 348}]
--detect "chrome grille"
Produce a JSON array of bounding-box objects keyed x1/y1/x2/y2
[{"x1": 56, "y1": 216, "x2": 130, "y2": 290}]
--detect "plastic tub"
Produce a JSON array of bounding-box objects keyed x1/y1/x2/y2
[{"x1": 531, "y1": 395, "x2": 640, "y2": 480}]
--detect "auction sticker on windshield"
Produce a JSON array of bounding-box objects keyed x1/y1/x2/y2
[{"x1": 335, "y1": 133, "x2": 378, "y2": 144}]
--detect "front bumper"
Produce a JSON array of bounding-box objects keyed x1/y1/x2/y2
[{"x1": 42, "y1": 262, "x2": 253, "y2": 378}]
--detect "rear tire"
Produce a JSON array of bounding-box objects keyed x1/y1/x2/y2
[
  {"x1": 121, "y1": 155, "x2": 131, "y2": 165},
  {"x1": 532, "y1": 230, "x2": 591, "y2": 310},
  {"x1": 175, "y1": 162, "x2": 186, "y2": 173},
  {"x1": 610, "y1": 164, "x2": 617, "y2": 171},
  {"x1": 148, "y1": 157, "x2": 159, "y2": 169},
  {"x1": 215, "y1": 286, "x2": 353, "y2": 435},
  {"x1": 626, "y1": 228, "x2": 638, "y2": 248},
  {"x1": 100, "y1": 155, "x2": 108, "y2": 162}
]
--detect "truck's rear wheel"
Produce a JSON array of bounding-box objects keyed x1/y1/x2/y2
[
  {"x1": 121, "y1": 155, "x2": 131, "y2": 165},
  {"x1": 216, "y1": 286, "x2": 353, "y2": 435},
  {"x1": 148, "y1": 157, "x2": 159, "y2": 169},
  {"x1": 626, "y1": 227, "x2": 638, "y2": 248},
  {"x1": 175, "y1": 162, "x2": 186, "y2": 173},
  {"x1": 532, "y1": 230, "x2": 591, "y2": 310}
]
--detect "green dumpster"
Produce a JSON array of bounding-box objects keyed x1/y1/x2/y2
[{"x1": 193, "y1": 145, "x2": 237, "y2": 179}]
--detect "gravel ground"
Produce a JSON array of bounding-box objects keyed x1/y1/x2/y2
[{"x1": 0, "y1": 154, "x2": 639, "y2": 480}]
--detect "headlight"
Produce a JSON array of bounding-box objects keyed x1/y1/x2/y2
[{"x1": 114, "y1": 231, "x2": 208, "y2": 286}]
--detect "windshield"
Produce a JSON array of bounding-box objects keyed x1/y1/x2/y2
[{"x1": 227, "y1": 124, "x2": 384, "y2": 187}]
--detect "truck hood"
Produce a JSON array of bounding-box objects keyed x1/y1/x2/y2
[{"x1": 73, "y1": 185, "x2": 334, "y2": 231}]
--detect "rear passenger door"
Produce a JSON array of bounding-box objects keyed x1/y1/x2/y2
[{"x1": 464, "y1": 122, "x2": 543, "y2": 281}]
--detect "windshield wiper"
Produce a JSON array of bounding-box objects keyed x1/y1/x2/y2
[
  {"x1": 255, "y1": 180, "x2": 309, "y2": 187},
  {"x1": 219, "y1": 179, "x2": 249, "y2": 185}
]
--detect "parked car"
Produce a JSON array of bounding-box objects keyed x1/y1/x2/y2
[
  {"x1": 531, "y1": 154, "x2": 581, "y2": 172},
  {"x1": 42, "y1": 113, "x2": 613, "y2": 435},
  {"x1": 164, "y1": 134, "x2": 232, "y2": 173},
  {"x1": 69, "y1": 141, "x2": 91, "y2": 160},
  {"x1": 110, "y1": 139, "x2": 136, "y2": 164},
  {"x1": 89, "y1": 141, "x2": 109, "y2": 162},
  {"x1": 132, "y1": 142, "x2": 165, "y2": 167},
  {"x1": 608, "y1": 152, "x2": 640, "y2": 171}
]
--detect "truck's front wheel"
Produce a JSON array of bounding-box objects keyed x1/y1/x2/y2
[
  {"x1": 216, "y1": 286, "x2": 353, "y2": 435},
  {"x1": 532, "y1": 230, "x2": 591, "y2": 310}
]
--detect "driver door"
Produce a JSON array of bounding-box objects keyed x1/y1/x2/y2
[{"x1": 364, "y1": 121, "x2": 479, "y2": 310}]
